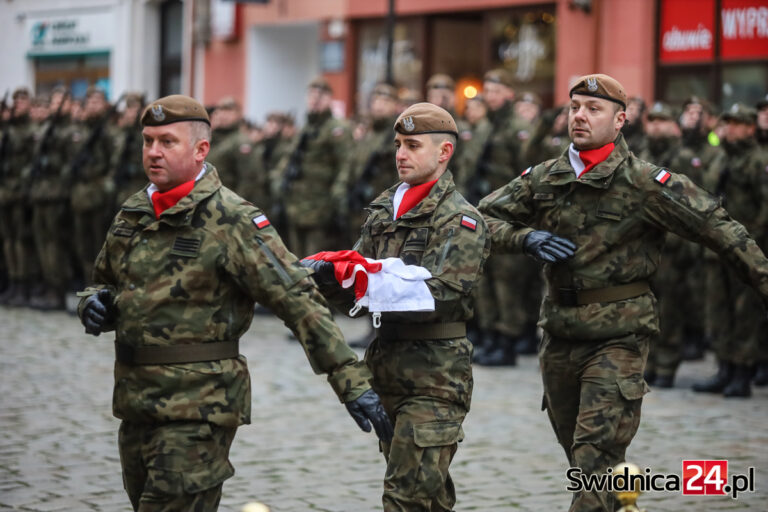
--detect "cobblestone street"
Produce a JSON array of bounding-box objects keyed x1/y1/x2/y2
[{"x1": 1, "y1": 306, "x2": 766, "y2": 511}]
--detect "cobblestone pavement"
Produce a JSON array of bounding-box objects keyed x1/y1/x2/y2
[{"x1": 1, "y1": 305, "x2": 766, "y2": 511}]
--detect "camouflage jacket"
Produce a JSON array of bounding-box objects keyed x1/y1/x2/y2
[
  {"x1": 79, "y1": 165, "x2": 372, "y2": 427},
  {"x1": 238, "y1": 134, "x2": 283, "y2": 215},
  {"x1": 68, "y1": 116, "x2": 116, "y2": 213},
  {"x1": 479, "y1": 135, "x2": 768, "y2": 341},
  {"x1": 455, "y1": 117, "x2": 492, "y2": 196},
  {"x1": 29, "y1": 115, "x2": 78, "y2": 202},
  {"x1": 207, "y1": 123, "x2": 254, "y2": 192},
  {"x1": 0, "y1": 115, "x2": 37, "y2": 203},
  {"x1": 111, "y1": 123, "x2": 146, "y2": 206},
  {"x1": 274, "y1": 110, "x2": 352, "y2": 228}
]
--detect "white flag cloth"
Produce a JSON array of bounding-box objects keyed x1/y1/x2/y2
[{"x1": 356, "y1": 257, "x2": 435, "y2": 313}]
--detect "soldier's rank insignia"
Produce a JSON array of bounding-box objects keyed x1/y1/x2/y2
[
  {"x1": 654, "y1": 169, "x2": 671, "y2": 185},
  {"x1": 460, "y1": 215, "x2": 477, "y2": 231},
  {"x1": 403, "y1": 116, "x2": 415, "y2": 132}
]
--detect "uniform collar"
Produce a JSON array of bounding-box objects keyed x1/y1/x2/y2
[
  {"x1": 371, "y1": 170, "x2": 456, "y2": 219},
  {"x1": 545, "y1": 134, "x2": 629, "y2": 189}
]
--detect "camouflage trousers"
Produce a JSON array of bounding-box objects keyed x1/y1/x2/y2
[
  {"x1": 540, "y1": 332, "x2": 650, "y2": 512},
  {"x1": 32, "y1": 201, "x2": 72, "y2": 291},
  {"x1": 118, "y1": 421, "x2": 236, "y2": 512},
  {"x1": 0, "y1": 203, "x2": 41, "y2": 282},
  {"x1": 73, "y1": 209, "x2": 110, "y2": 280},
  {"x1": 378, "y1": 394, "x2": 466, "y2": 512},
  {"x1": 474, "y1": 253, "x2": 541, "y2": 336},
  {"x1": 705, "y1": 263, "x2": 766, "y2": 365}
]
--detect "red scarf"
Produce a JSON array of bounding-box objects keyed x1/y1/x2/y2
[
  {"x1": 150, "y1": 180, "x2": 196, "y2": 218},
  {"x1": 395, "y1": 179, "x2": 438, "y2": 219},
  {"x1": 574, "y1": 142, "x2": 615, "y2": 176}
]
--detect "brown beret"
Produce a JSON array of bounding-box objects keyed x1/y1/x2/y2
[
  {"x1": 646, "y1": 101, "x2": 676, "y2": 121},
  {"x1": 394, "y1": 102, "x2": 458, "y2": 137},
  {"x1": 141, "y1": 94, "x2": 210, "y2": 126},
  {"x1": 426, "y1": 73, "x2": 455, "y2": 91},
  {"x1": 308, "y1": 77, "x2": 332, "y2": 94},
  {"x1": 483, "y1": 68, "x2": 515, "y2": 89},
  {"x1": 371, "y1": 83, "x2": 398, "y2": 100},
  {"x1": 569, "y1": 73, "x2": 627, "y2": 110},
  {"x1": 721, "y1": 103, "x2": 757, "y2": 124}
]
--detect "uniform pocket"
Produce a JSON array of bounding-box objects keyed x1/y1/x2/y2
[
  {"x1": 413, "y1": 420, "x2": 464, "y2": 448},
  {"x1": 617, "y1": 374, "x2": 649, "y2": 401}
]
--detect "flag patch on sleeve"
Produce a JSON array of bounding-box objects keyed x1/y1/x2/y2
[
  {"x1": 252, "y1": 215, "x2": 271, "y2": 229},
  {"x1": 460, "y1": 215, "x2": 477, "y2": 231},
  {"x1": 654, "y1": 169, "x2": 671, "y2": 185},
  {"x1": 521, "y1": 167, "x2": 532, "y2": 177}
]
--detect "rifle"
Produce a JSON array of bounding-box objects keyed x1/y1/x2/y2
[
  {"x1": 69, "y1": 93, "x2": 124, "y2": 183},
  {"x1": 272, "y1": 127, "x2": 314, "y2": 229},
  {"x1": 30, "y1": 91, "x2": 70, "y2": 181},
  {"x1": 465, "y1": 133, "x2": 495, "y2": 206}
]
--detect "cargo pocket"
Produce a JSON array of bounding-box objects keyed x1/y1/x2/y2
[
  {"x1": 614, "y1": 374, "x2": 649, "y2": 449},
  {"x1": 144, "y1": 460, "x2": 234, "y2": 498},
  {"x1": 617, "y1": 374, "x2": 649, "y2": 401},
  {"x1": 413, "y1": 420, "x2": 464, "y2": 448},
  {"x1": 409, "y1": 421, "x2": 464, "y2": 498}
]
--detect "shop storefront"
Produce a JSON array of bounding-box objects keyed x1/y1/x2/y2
[
  {"x1": 25, "y1": 10, "x2": 114, "y2": 99},
  {"x1": 353, "y1": 4, "x2": 556, "y2": 115},
  {"x1": 657, "y1": 0, "x2": 768, "y2": 108}
]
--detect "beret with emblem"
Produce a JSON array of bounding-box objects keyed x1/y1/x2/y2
[
  {"x1": 569, "y1": 73, "x2": 627, "y2": 110},
  {"x1": 141, "y1": 94, "x2": 210, "y2": 126},
  {"x1": 308, "y1": 77, "x2": 332, "y2": 93},
  {"x1": 394, "y1": 102, "x2": 458, "y2": 137},
  {"x1": 646, "y1": 101, "x2": 676, "y2": 121},
  {"x1": 483, "y1": 68, "x2": 515, "y2": 89},
  {"x1": 371, "y1": 83, "x2": 398, "y2": 100},
  {"x1": 426, "y1": 73, "x2": 455, "y2": 91},
  {"x1": 721, "y1": 102, "x2": 757, "y2": 124}
]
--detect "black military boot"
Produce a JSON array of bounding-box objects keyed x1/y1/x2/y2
[
  {"x1": 29, "y1": 286, "x2": 65, "y2": 311},
  {"x1": 7, "y1": 280, "x2": 30, "y2": 307},
  {"x1": 515, "y1": 324, "x2": 539, "y2": 355},
  {"x1": 723, "y1": 364, "x2": 752, "y2": 398},
  {"x1": 471, "y1": 329, "x2": 495, "y2": 364},
  {"x1": 653, "y1": 373, "x2": 675, "y2": 388},
  {"x1": 0, "y1": 280, "x2": 17, "y2": 304},
  {"x1": 692, "y1": 360, "x2": 733, "y2": 393},
  {"x1": 753, "y1": 362, "x2": 768, "y2": 387},
  {"x1": 681, "y1": 337, "x2": 705, "y2": 361},
  {"x1": 477, "y1": 332, "x2": 517, "y2": 367}
]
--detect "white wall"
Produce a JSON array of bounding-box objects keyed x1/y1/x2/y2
[
  {"x1": 0, "y1": 0, "x2": 162, "y2": 100},
  {"x1": 245, "y1": 22, "x2": 320, "y2": 125}
]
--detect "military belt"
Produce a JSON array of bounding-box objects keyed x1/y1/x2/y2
[
  {"x1": 376, "y1": 322, "x2": 466, "y2": 341},
  {"x1": 550, "y1": 281, "x2": 651, "y2": 307},
  {"x1": 115, "y1": 340, "x2": 239, "y2": 365}
]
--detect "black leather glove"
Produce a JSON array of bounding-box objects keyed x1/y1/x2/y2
[
  {"x1": 345, "y1": 389, "x2": 394, "y2": 443},
  {"x1": 523, "y1": 230, "x2": 577, "y2": 264},
  {"x1": 81, "y1": 289, "x2": 116, "y2": 336},
  {"x1": 300, "y1": 258, "x2": 338, "y2": 288}
]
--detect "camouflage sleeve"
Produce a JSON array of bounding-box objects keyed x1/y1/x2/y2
[
  {"x1": 642, "y1": 170, "x2": 768, "y2": 303},
  {"x1": 477, "y1": 174, "x2": 536, "y2": 253},
  {"x1": 227, "y1": 212, "x2": 372, "y2": 402}
]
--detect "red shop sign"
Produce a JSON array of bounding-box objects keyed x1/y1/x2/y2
[
  {"x1": 659, "y1": 0, "x2": 716, "y2": 63},
  {"x1": 721, "y1": 0, "x2": 768, "y2": 59}
]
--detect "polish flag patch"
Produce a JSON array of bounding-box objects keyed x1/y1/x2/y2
[
  {"x1": 521, "y1": 167, "x2": 532, "y2": 177},
  {"x1": 460, "y1": 215, "x2": 477, "y2": 231},
  {"x1": 654, "y1": 169, "x2": 671, "y2": 185},
  {"x1": 252, "y1": 214, "x2": 271, "y2": 229}
]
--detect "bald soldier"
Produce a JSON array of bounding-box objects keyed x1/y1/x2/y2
[
  {"x1": 479, "y1": 74, "x2": 768, "y2": 511},
  {"x1": 307, "y1": 103, "x2": 489, "y2": 511},
  {"x1": 77, "y1": 95, "x2": 391, "y2": 511}
]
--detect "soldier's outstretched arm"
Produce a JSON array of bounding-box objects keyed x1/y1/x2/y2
[
  {"x1": 478, "y1": 173, "x2": 537, "y2": 253},
  {"x1": 642, "y1": 169, "x2": 768, "y2": 304}
]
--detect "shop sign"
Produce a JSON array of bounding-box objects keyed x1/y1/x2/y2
[
  {"x1": 659, "y1": 0, "x2": 715, "y2": 63},
  {"x1": 721, "y1": 0, "x2": 768, "y2": 59},
  {"x1": 26, "y1": 10, "x2": 114, "y2": 56}
]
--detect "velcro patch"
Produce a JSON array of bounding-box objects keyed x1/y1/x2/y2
[
  {"x1": 521, "y1": 167, "x2": 532, "y2": 177},
  {"x1": 654, "y1": 169, "x2": 671, "y2": 185},
  {"x1": 112, "y1": 226, "x2": 135, "y2": 237},
  {"x1": 170, "y1": 236, "x2": 201, "y2": 258},
  {"x1": 460, "y1": 215, "x2": 477, "y2": 231},
  {"x1": 253, "y1": 214, "x2": 270, "y2": 229}
]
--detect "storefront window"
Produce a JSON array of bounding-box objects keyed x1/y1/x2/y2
[
  {"x1": 722, "y1": 64, "x2": 768, "y2": 109},
  {"x1": 356, "y1": 18, "x2": 424, "y2": 114},
  {"x1": 34, "y1": 53, "x2": 110, "y2": 99},
  {"x1": 487, "y1": 7, "x2": 556, "y2": 106}
]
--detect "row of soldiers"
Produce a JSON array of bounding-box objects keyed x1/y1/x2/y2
[{"x1": 2, "y1": 71, "x2": 768, "y2": 393}]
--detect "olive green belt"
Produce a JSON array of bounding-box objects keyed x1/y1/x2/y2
[
  {"x1": 115, "y1": 340, "x2": 239, "y2": 365},
  {"x1": 549, "y1": 281, "x2": 651, "y2": 307},
  {"x1": 376, "y1": 322, "x2": 466, "y2": 341}
]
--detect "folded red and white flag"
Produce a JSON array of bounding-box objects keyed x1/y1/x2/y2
[{"x1": 304, "y1": 250, "x2": 435, "y2": 313}]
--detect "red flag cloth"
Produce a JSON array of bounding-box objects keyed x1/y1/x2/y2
[
  {"x1": 395, "y1": 178, "x2": 439, "y2": 219},
  {"x1": 150, "y1": 180, "x2": 196, "y2": 218},
  {"x1": 305, "y1": 250, "x2": 382, "y2": 300},
  {"x1": 575, "y1": 142, "x2": 615, "y2": 175}
]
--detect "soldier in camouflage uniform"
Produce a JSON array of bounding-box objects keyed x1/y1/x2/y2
[
  {"x1": 28, "y1": 86, "x2": 76, "y2": 309},
  {"x1": 112, "y1": 93, "x2": 147, "y2": 206},
  {"x1": 692, "y1": 103, "x2": 768, "y2": 398},
  {"x1": 273, "y1": 78, "x2": 352, "y2": 255},
  {"x1": 425, "y1": 74, "x2": 470, "y2": 180},
  {"x1": 621, "y1": 96, "x2": 646, "y2": 155},
  {"x1": 308, "y1": 103, "x2": 489, "y2": 511},
  {"x1": 238, "y1": 112, "x2": 287, "y2": 215},
  {"x1": 77, "y1": 95, "x2": 392, "y2": 511},
  {"x1": 756, "y1": 96, "x2": 768, "y2": 148},
  {"x1": 524, "y1": 104, "x2": 570, "y2": 165},
  {"x1": 0, "y1": 87, "x2": 41, "y2": 307},
  {"x1": 69, "y1": 87, "x2": 116, "y2": 283},
  {"x1": 479, "y1": 74, "x2": 768, "y2": 512},
  {"x1": 332, "y1": 82, "x2": 400, "y2": 247},
  {"x1": 467, "y1": 69, "x2": 541, "y2": 365},
  {"x1": 207, "y1": 97, "x2": 253, "y2": 192}
]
